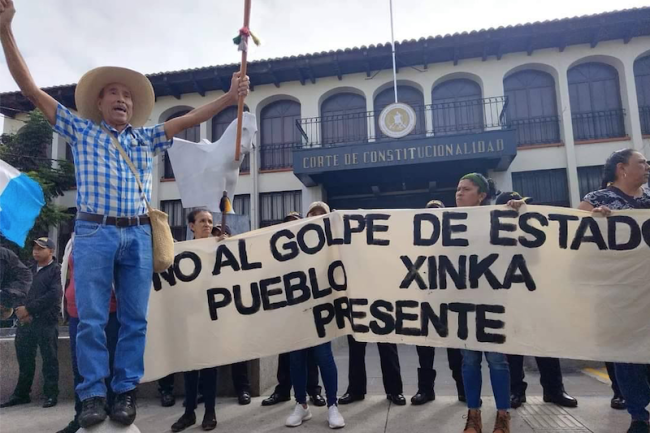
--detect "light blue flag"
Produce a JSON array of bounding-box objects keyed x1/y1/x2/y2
[{"x1": 0, "y1": 159, "x2": 45, "y2": 247}]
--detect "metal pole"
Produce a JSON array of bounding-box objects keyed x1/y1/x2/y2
[{"x1": 390, "y1": 0, "x2": 398, "y2": 104}]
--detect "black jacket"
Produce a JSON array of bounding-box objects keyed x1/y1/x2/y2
[
  {"x1": 25, "y1": 261, "x2": 62, "y2": 326},
  {"x1": 0, "y1": 247, "x2": 32, "y2": 308}
]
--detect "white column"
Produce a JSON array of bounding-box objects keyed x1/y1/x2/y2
[
  {"x1": 422, "y1": 82, "x2": 433, "y2": 136},
  {"x1": 51, "y1": 133, "x2": 64, "y2": 169},
  {"x1": 249, "y1": 101, "x2": 260, "y2": 230},
  {"x1": 302, "y1": 185, "x2": 325, "y2": 216},
  {"x1": 482, "y1": 74, "x2": 506, "y2": 132},
  {"x1": 299, "y1": 93, "x2": 321, "y2": 147},
  {"x1": 363, "y1": 90, "x2": 376, "y2": 142},
  {"x1": 200, "y1": 121, "x2": 209, "y2": 141},
  {"x1": 49, "y1": 226, "x2": 59, "y2": 256},
  {"x1": 250, "y1": 141, "x2": 259, "y2": 229},
  {"x1": 556, "y1": 67, "x2": 581, "y2": 207},
  {"x1": 620, "y1": 58, "x2": 644, "y2": 151},
  {"x1": 490, "y1": 170, "x2": 513, "y2": 193}
]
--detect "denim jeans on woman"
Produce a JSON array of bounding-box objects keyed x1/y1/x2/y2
[
  {"x1": 462, "y1": 350, "x2": 510, "y2": 410},
  {"x1": 73, "y1": 220, "x2": 153, "y2": 401},
  {"x1": 615, "y1": 363, "x2": 650, "y2": 421},
  {"x1": 290, "y1": 342, "x2": 338, "y2": 406}
]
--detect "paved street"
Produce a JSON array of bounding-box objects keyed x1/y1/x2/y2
[{"x1": 0, "y1": 343, "x2": 635, "y2": 433}]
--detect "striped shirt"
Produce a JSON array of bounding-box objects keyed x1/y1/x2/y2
[{"x1": 54, "y1": 104, "x2": 173, "y2": 216}]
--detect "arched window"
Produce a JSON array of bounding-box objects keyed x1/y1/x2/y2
[
  {"x1": 212, "y1": 106, "x2": 250, "y2": 172},
  {"x1": 504, "y1": 70, "x2": 560, "y2": 146},
  {"x1": 373, "y1": 86, "x2": 426, "y2": 139},
  {"x1": 260, "y1": 100, "x2": 301, "y2": 170},
  {"x1": 163, "y1": 110, "x2": 199, "y2": 179},
  {"x1": 431, "y1": 79, "x2": 483, "y2": 135},
  {"x1": 568, "y1": 62, "x2": 625, "y2": 140},
  {"x1": 634, "y1": 54, "x2": 650, "y2": 135},
  {"x1": 321, "y1": 93, "x2": 368, "y2": 145}
]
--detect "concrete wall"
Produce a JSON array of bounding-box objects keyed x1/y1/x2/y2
[{"x1": 0, "y1": 333, "x2": 276, "y2": 402}]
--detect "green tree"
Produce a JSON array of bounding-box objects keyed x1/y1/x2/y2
[{"x1": 0, "y1": 110, "x2": 76, "y2": 262}]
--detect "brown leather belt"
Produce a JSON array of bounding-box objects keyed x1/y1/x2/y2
[{"x1": 76, "y1": 212, "x2": 150, "y2": 227}]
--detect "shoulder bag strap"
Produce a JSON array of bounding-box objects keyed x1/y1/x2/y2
[{"x1": 101, "y1": 126, "x2": 152, "y2": 213}]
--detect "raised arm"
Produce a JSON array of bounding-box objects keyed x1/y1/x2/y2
[
  {"x1": 0, "y1": 0, "x2": 58, "y2": 125},
  {"x1": 164, "y1": 72, "x2": 250, "y2": 140}
]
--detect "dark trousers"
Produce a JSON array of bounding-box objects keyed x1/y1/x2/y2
[
  {"x1": 71, "y1": 314, "x2": 119, "y2": 418},
  {"x1": 184, "y1": 368, "x2": 217, "y2": 411},
  {"x1": 158, "y1": 374, "x2": 175, "y2": 394},
  {"x1": 415, "y1": 346, "x2": 464, "y2": 396},
  {"x1": 13, "y1": 321, "x2": 59, "y2": 399},
  {"x1": 606, "y1": 362, "x2": 622, "y2": 398},
  {"x1": 607, "y1": 362, "x2": 650, "y2": 399},
  {"x1": 274, "y1": 351, "x2": 322, "y2": 397},
  {"x1": 231, "y1": 361, "x2": 250, "y2": 394},
  {"x1": 508, "y1": 355, "x2": 564, "y2": 396},
  {"x1": 159, "y1": 363, "x2": 249, "y2": 397},
  {"x1": 616, "y1": 363, "x2": 650, "y2": 422},
  {"x1": 346, "y1": 336, "x2": 402, "y2": 395}
]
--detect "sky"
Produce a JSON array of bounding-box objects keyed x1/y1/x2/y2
[{"x1": 0, "y1": 0, "x2": 649, "y2": 128}]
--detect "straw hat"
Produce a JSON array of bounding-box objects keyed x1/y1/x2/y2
[
  {"x1": 75, "y1": 66, "x2": 155, "y2": 127},
  {"x1": 307, "y1": 201, "x2": 331, "y2": 217}
]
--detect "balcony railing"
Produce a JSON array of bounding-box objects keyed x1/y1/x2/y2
[
  {"x1": 572, "y1": 109, "x2": 626, "y2": 141},
  {"x1": 511, "y1": 116, "x2": 561, "y2": 147},
  {"x1": 259, "y1": 143, "x2": 298, "y2": 170},
  {"x1": 297, "y1": 96, "x2": 509, "y2": 148},
  {"x1": 640, "y1": 106, "x2": 650, "y2": 136}
]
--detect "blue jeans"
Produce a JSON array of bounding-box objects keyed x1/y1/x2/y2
[
  {"x1": 290, "y1": 343, "x2": 338, "y2": 407},
  {"x1": 615, "y1": 363, "x2": 650, "y2": 421},
  {"x1": 70, "y1": 314, "x2": 120, "y2": 417},
  {"x1": 73, "y1": 220, "x2": 153, "y2": 401},
  {"x1": 462, "y1": 350, "x2": 510, "y2": 410}
]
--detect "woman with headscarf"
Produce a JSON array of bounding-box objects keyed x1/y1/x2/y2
[{"x1": 455, "y1": 173, "x2": 511, "y2": 433}]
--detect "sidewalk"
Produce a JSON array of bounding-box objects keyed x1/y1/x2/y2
[{"x1": 0, "y1": 344, "x2": 634, "y2": 433}]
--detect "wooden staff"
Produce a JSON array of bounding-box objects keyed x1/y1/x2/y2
[
  {"x1": 220, "y1": 191, "x2": 229, "y2": 233},
  {"x1": 235, "y1": 0, "x2": 253, "y2": 161}
]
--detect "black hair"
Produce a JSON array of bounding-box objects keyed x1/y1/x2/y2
[
  {"x1": 495, "y1": 191, "x2": 522, "y2": 205},
  {"x1": 187, "y1": 208, "x2": 212, "y2": 224},
  {"x1": 212, "y1": 225, "x2": 232, "y2": 236},
  {"x1": 601, "y1": 148, "x2": 637, "y2": 189},
  {"x1": 283, "y1": 213, "x2": 302, "y2": 223}
]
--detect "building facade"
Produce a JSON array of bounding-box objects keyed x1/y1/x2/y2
[{"x1": 2, "y1": 8, "x2": 650, "y2": 254}]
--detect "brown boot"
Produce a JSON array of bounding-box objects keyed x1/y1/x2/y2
[
  {"x1": 493, "y1": 411, "x2": 511, "y2": 433},
  {"x1": 463, "y1": 409, "x2": 482, "y2": 433}
]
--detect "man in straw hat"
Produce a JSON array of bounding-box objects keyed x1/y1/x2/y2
[{"x1": 0, "y1": 1, "x2": 249, "y2": 428}]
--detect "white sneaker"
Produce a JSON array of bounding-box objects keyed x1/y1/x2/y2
[
  {"x1": 328, "y1": 405, "x2": 345, "y2": 429},
  {"x1": 285, "y1": 403, "x2": 312, "y2": 427}
]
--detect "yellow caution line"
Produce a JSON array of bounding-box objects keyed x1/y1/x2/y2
[{"x1": 582, "y1": 367, "x2": 611, "y2": 384}]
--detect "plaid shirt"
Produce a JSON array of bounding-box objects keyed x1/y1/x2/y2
[{"x1": 54, "y1": 104, "x2": 173, "y2": 216}]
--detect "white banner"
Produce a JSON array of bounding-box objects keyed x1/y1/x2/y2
[{"x1": 142, "y1": 206, "x2": 650, "y2": 382}]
